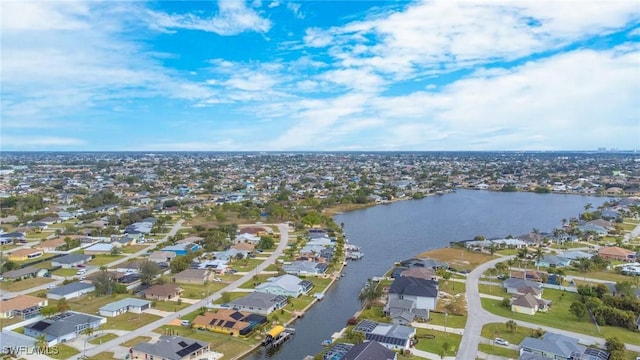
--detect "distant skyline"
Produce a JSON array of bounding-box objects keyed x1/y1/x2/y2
[{"x1": 1, "y1": 1, "x2": 639, "y2": 152}]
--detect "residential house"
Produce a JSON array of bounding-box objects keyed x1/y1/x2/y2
[
  {"x1": 196, "y1": 259, "x2": 228, "y2": 274},
  {"x1": 148, "y1": 251, "x2": 176, "y2": 263},
  {"x1": 228, "y1": 292, "x2": 288, "y2": 315},
  {"x1": 7, "y1": 248, "x2": 43, "y2": 261},
  {"x1": 342, "y1": 341, "x2": 398, "y2": 360},
  {"x1": 51, "y1": 254, "x2": 92, "y2": 268},
  {"x1": 35, "y1": 238, "x2": 66, "y2": 252},
  {"x1": 233, "y1": 233, "x2": 261, "y2": 245},
  {"x1": 47, "y1": 282, "x2": 95, "y2": 300},
  {"x1": 231, "y1": 242, "x2": 255, "y2": 252},
  {"x1": 387, "y1": 276, "x2": 439, "y2": 311},
  {"x1": 144, "y1": 284, "x2": 183, "y2": 301},
  {"x1": 398, "y1": 258, "x2": 448, "y2": 269},
  {"x1": 238, "y1": 226, "x2": 269, "y2": 236},
  {"x1": 24, "y1": 311, "x2": 106, "y2": 345},
  {"x1": 84, "y1": 243, "x2": 114, "y2": 255},
  {"x1": 503, "y1": 278, "x2": 542, "y2": 295},
  {"x1": 353, "y1": 320, "x2": 416, "y2": 351},
  {"x1": 116, "y1": 261, "x2": 141, "y2": 274},
  {"x1": 535, "y1": 255, "x2": 572, "y2": 268},
  {"x1": 112, "y1": 236, "x2": 136, "y2": 248},
  {"x1": 192, "y1": 309, "x2": 267, "y2": 336},
  {"x1": 2, "y1": 266, "x2": 48, "y2": 281},
  {"x1": 577, "y1": 223, "x2": 608, "y2": 236},
  {"x1": 399, "y1": 267, "x2": 437, "y2": 280},
  {"x1": 0, "y1": 295, "x2": 48, "y2": 319},
  {"x1": 511, "y1": 293, "x2": 549, "y2": 315},
  {"x1": 519, "y1": 332, "x2": 608, "y2": 360},
  {"x1": 131, "y1": 335, "x2": 210, "y2": 360},
  {"x1": 214, "y1": 249, "x2": 248, "y2": 262},
  {"x1": 161, "y1": 242, "x2": 199, "y2": 256},
  {"x1": 0, "y1": 231, "x2": 25, "y2": 244},
  {"x1": 560, "y1": 250, "x2": 593, "y2": 261},
  {"x1": 282, "y1": 261, "x2": 328, "y2": 276},
  {"x1": 598, "y1": 246, "x2": 637, "y2": 262},
  {"x1": 254, "y1": 274, "x2": 313, "y2": 298},
  {"x1": 172, "y1": 269, "x2": 214, "y2": 285},
  {"x1": 98, "y1": 298, "x2": 151, "y2": 317}
]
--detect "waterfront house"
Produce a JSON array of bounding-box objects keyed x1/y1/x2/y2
[
  {"x1": 353, "y1": 320, "x2": 415, "y2": 351},
  {"x1": 131, "y1": 335, "x2": 211, "y2": 360},
  {"x1": 254, "y1": 274, "x2": 313, "y2": 298},
  {"x1": 98, "y1": 298, "x2": 151, "y2": 317},
  {"x1": 598, "y1": 246, "x2": 637, "y2": 262},
  {"x1": 2, "y1": 266, "x2": 48, "y2": 281},
  {"x1": 144, "y1": 284, "x2": 183, "y2": 301},
  {"x1": 342, "y1": 341, "x2": 398, "y2": 360},
  {"x1": 387, "y1": 276, "x2": 439, "y2": 311},
  {"x1": 47, "y1": 282, "x2": 95, "y2": 300},
  {"x1": 192, "y1": 309, "x2": 266, "y2": 336},
  {"x1": 228, "y1": 292, "x2": 287, "y2": 315},
  {"x1": 51, "y1": 254, "x2": 92, "y2": 268},
  {"x1": 24, "y1": 311, "x2": 106, "y2": 345},
  {"x1": 399, "y1": 267, "x2": 437, "y2": 280},
  {"x1": 282, "y1": 261, "x2": 328, "y2": 276},
  {"x1": 398, "y1": 257, "x2": 448, "y2": 269},
  {"x1": 0, "y1": 295, "x2": 48, "y2": 319}
]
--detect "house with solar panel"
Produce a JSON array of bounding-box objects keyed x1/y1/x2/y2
[
  {"x1": 323, "y1": 341, "x2": 398, "y2": 360},
  {"x1": 192, "y1": 309, "x2": 267, "y2": 336},
  {"x1": 254, "y1": 274, "x2": 313, "y2": 298},
  {"x1": 131, "y1": 335, "x2": 212, "y2": 360},
  {"x1": 23, "y1": 311, "x2": 106, "y2": 345},
  {"x1": 352, "y1": 320, "x2": 415, "y2": 351},
  {"x1": 519, "y1": 332, "x2": 609, "y2": 360}
]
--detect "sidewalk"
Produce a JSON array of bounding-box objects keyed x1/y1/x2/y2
[
  {"x1": 412, "y1": 322, "x2": 465, "y2": 335},
  {"x1": 409, "y1": 348, "x2": 455, "y2": 360}
]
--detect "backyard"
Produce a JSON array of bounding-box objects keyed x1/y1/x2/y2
[{"x1": 0, "y1": 277, "x2": 53, "y2": 292}]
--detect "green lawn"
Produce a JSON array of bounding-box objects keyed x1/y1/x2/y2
[
  {"x1": 439, "y1": 279, "x2": 466, "y2": 295},
  {"x1": 88, "y1": 352, "x2": 118, "y2": 360},
  {"x1": 478, "y1": 283, "x2": 507, "y2": 296},
  {"x1": 51, "y1": 293, "x2": 132, "y2": 314},
  {"x1": 481, "y1": 288, "x2": 640, "y2": 345},
  {"x1": 151, "y1": 299, "x2": 190, "y2": 312},
  {"x1": 121, "y1": 245, "x2": 150, "y2": 253},
  {"x1": 88, "y1": 255, "x2": 125, "y2": 266},
  {"x1": 52, "y1": 268, "x2": 79, "y2": 276},
  {"x1": 175, "y1": 281, "x2": 226, "y2": 299},
  {"x1": 414, "y1": 328, "x2": 462, "y2": 357},
  {"x1": 357, "y1": 306, "x2": 388, "y2": 323},
  {"x1": 565, "y1": 270, "x2": 634, "y2": 283},
  {"x1": 88, "y1": 333, "x2": 119, "y2": 345},
  {"x1": 49, "y1": 343, "x2": 79, "y2": 359},
  {"x1": 121, "y1": 336, "x2": 152, "y2": 347},
  {"x1": 0, "y1": 277, "x2": 53, "y2": 292},
  {"x1": 481, "y1": 322, "x2": 539, "y2": 345},
  {"x1": 478, "y1": 343, "x2": 519, "y2": 359},
  {"x1": 428, "y1": 312, "x2": 467, "y2": 329},
  {"x1": 102, "y1": 313, "x2": 161, "y2": 331}
]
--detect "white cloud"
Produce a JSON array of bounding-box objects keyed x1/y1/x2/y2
[
  {"x1": 0, "y1": 136, "x2": 87, "y2": 147},
  {"x1": 148, "y1": 0, "x2": 271, "y2": 35},
  {"x1": 287, "y1": 3, "x2": 304, "y2": 19},
  {"x1": 268, "y1": 1, "x2": 280, "y2": 8}
]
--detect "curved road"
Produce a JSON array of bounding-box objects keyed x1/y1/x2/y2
[
  {"x1": 458, "y1": 256, "x2": 640, "y2": 360},
  {"x1": 76, "y1": 223, "x2": 290, "y2": 359}
]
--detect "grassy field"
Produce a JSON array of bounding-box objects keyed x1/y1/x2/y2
[
  {"x1": 52, "y1": 268, "x2": 79, "y2": 276},
  {"x1": 414, "y1": 328, "x2": 462, "y2": 357},
  {"x1": 88, "y1": 352, "x2": 118, "y2": 360},
  {"x1": 0, "y1": 277, "x2": 53, "y2": 292},
  {"x1": 0, "y1": 315, "x2": 24, "y2": 329},
  {"x1": 439, "y1": 279, "x2": 466, "y2": 295},
  {"x1": 481, "y1": 322, "x2": 538, "y2": 345},
  {"x1": 428, "y1": 312, "x2": 467, "y2": 329},
  {"x1": 177, "y1": 281, "x2": 227, "y2": 299},
  {"x1": 51, "y1": 293, "x2": 132, "y2": 314},
  {"x1": 89, "y1": 255, "x2": 125, "y2": 266},
  {"x1": 416, "y1": 248, "x2": 498, "y2": 271},
  {"x1": 566, "y1": 270, "x2": 634, "y2": 283},
  {"x1": 151, "y1": 299, "x2": 190, "y2": 312},
  {"x1": 49, "y1": 343, "x2": 79, "y2": 359},
  {"x1": 478, "y1": 343, "x2": 519, "y2": 359},
  {"x1": 88, "y1": 333, "x2": 119, "y2": 345},
  {"x1": 481, "y1": 288, "x2": 640, "y2": 345},
  {"x1": 102, "y1": 313, "x2": 161, "y2": 331},
  {"x1": 121, "y1": 336, "x2": 152, "y2": 347},
  {"x1": 121, "y1": 245, "x2": 150, "y2": 253}
]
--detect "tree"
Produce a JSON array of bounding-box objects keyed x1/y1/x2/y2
[
  {"x1": 346, "y1": 330, "x2": 365, "y2": 344},
  {"x1": 40, "y1": 305, "x2": 57, "y2": 317},
  {"x1": 57, "y1": 297, "x2": 68, "y2": 314},
  {"x1": 488, "y1": 243, "x2": 498, "y2": 256},
  {"x1": 505, "y1": 320, "x2": 517, "y2": 333},
  {"x1": 221, "y1": 292, "x2": 231, "y2": 303},
  {"x1": 35, "y1": 334, "x2": 48, "y2": 350},
  {"x1": 138, "y1": 260, "x2": 161, "y2": 285},
  {"x1": 94, "y1": 271, "x2": 115, "y2": 296},
  {"x1": 605, "y1": 337, "x2": 626, "y2": 360},
  {"x1": 82, "y1": 326, "x2": 94, "y2": 337},
  {"x1": 257, "y1": 235, "x2": 275, "y2": 250},
  {"x1": 569, "y1": 301, "x2": 587, "y2": 321},
  {"x1": 575, "y1": 258, "x2": 592, "y2": 280},
  {"x1": 1, "y1": 260, "x2": 17, "y2": 272},
  {"x1": 534, "y1": 247, "x2": 544, "y2": 270},
  {"x1": 170, "y1": 256, "x2": 190, "y2": 274},
  {"x1": 110, "y1": 246, "x2": 122, "y2": 255}
]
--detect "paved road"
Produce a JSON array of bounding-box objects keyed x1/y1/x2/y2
[
  {"x1": 457, "y1": 256, "x2": 640, "y2": 360},
  {"x1": 76, "y1": 223, "x2": 290, "y2": 359}
]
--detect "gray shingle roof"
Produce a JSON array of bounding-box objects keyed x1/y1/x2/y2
[
  {"x1": 520, "y1": 332, "x2": 586, "y2": 358},
  {"x1": 133, "y1": 335, "x2": 207, "y2": 360},
  {"x1": 53, "y1": 254, "x2": 91, "y2": 264},
  {"x1": 389, "y1": 276, "x2": 438, "y2": 298},
  {"x1": 25, "y1": 312, "x2": 103, "y2": 338},
  {"x1": 342, "y1": 341, "x2": 396, "y2": 360},
  {"x1": 48, "y1": 282, "x2": 95, "y2": 296}
]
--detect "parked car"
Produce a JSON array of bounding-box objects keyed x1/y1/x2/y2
[
  {"x1": 48, "y1": 284, "x2": 57, "y2": 289},
  {"x1": 495, "y1": 338, "x2": 509, "y2": 346},
  {"x1": 77, "y1": 264, "x2": 85, "y2": 268},
  {"x1": 181, "y1": 320, "x2": 191, "y2": 327}
]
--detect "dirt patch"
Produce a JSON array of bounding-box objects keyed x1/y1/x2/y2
[
  {"x1": 416, "y1": 247, "x2": 497, "y2": 270},
  {"x1": 167, "y1": 319, "x2": 183, "y2": 326}
]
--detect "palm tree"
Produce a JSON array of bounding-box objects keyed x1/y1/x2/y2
[
  {"x1": 576, "y1": 258, "x2": 592, "y2": 280},
  {"x1": 488, "y1": 243, "x2": 498, "y2": 256},
  {"x1": 534, "y1": 247, "x2": 544, "y2": 270},
  {"x1": 505, "y1": 320, "x2": 517, "y2": 333},
  {"x1": 35, "y1": 334, "x2": 48, "y2": 350},
  {"x1": 82, "y1": 326, "x2": 94, "y2": 337}
]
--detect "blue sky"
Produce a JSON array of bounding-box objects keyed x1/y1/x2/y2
[{"x1": 1, "y1": 0, "x2": 639, "y2": 151}]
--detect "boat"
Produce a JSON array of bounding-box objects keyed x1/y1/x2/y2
[{"x1": 321, "y1": 339, "x2": 333, "y2": 346}]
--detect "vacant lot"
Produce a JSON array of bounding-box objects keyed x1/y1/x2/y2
[
  {"x1": 121, "y1": 336, "x2": 152, "y2": 347},
  {"x1": 89, "y1": 333, "x2": 119, "y2": 345},
  {"x1": 481, "y1": 322, "x2": 537, "y2": 345},
  {"x1": 88, "y1": 352, "x2": 118, "y2": 360},
  {"x1": 417, "y1": 248, "x2": 497, "y2": 270},
  {"x1": 89, "y1": 255, "x2": 125, "y2": 266},
  {"x1": 1, "y1": 277, "x2": 53, "y2": 292},
  {"x1": 414, "y1": 328, "x2": 462, "y2": 357}
]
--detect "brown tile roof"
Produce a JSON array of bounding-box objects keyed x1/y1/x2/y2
[
  {"x1": 400, "y1": 267, "x2": 436, "y2": 280},
  {"x1": 0, "y1": 295, "x2": 46, "y2": 312},
  {"x1": 36, "y1": 238, "x2": 66, "y2": 249},
  {"x1": 173, "y1": 269, "x2": 208, "y2": 280},
  {"x1": 193, "y1": 309, "x2": 250, "y2": 330},
  {"x1": 512, "y1": 293, "x2": 538, "y2": 309},
  {"x1": 9, "y1": 248, "x2": 42, "y2": 257},
  {"x1": 231, "y1": 243, "x2": 255, "y2": 251},
  {"x1": 599, "y1": 246, "x2": 635, "y2": 256},
  {"x1": 144, "y1": 284, "x2": 182, "y2": 297}
]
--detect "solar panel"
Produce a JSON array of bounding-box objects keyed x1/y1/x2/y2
[
  {"x1": 176, "y1": 343, "x2": 203, "y2": 357},
  {"x1": 230, "y1": 311, "x2": 244, "y2": 320},
  {"x1": 224, "y1": 321, "x2": 236, "y2": 328},
  {"x1": 178, "y1": 341, "x2": 188, "y2": 347},
  {"x1": 584, "y1": 348, "x2": 610, "y2": 360},
  {"x1": 354, "y1": 320, "x2": 377, "y2": 333},
  {"x1": 29, "y1": 321, "x2": 51, "y2": 332}
]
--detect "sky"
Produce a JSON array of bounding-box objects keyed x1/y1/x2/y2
[{"x1": 1, "y1": 0, "x2": 639, "y2": 152}]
